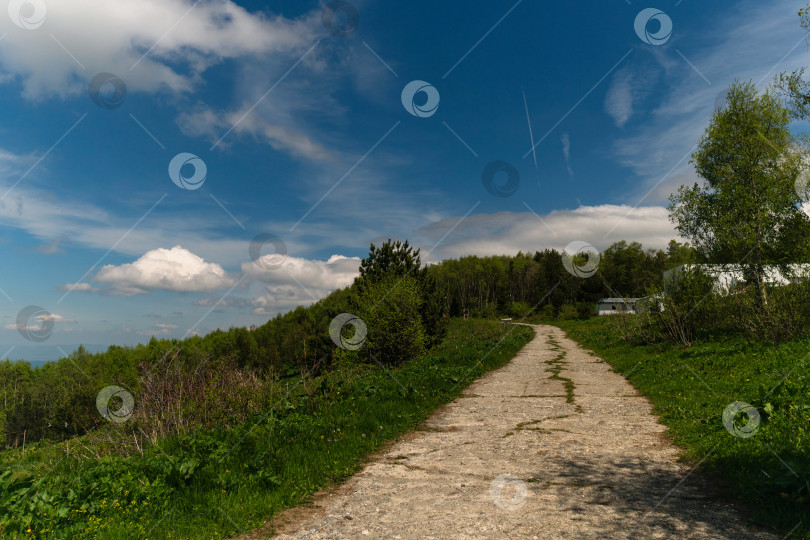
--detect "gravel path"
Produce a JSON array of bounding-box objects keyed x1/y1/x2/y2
[{"x1": 262, "y1": 324, "x2": 775, "y2": 539}]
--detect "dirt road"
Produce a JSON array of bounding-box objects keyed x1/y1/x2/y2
[{"x1": 268, "y1": 324, "x2": 774, "y2": 539}]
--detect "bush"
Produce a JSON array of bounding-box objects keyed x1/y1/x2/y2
[
  {"x1": 575, "y1": 301, "x2": 594, "y2": 319},
  {"x1": 351, "y1": 275, "x2": 427, "y2": 366},
  {"x1": 722, "y1": 280, "x2": 810, "y2": 341},
  {"x1": 655, "y1": 266, "x2": 717, "y2": 347},
  {"x1": 508, "y1": 301, "x2": 530, "y2": 318},
  {"x1": 559, "y1": 305, "x2": 578, "y2": 320}
]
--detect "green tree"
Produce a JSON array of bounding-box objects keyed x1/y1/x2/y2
[
  {"x1": 351, "y1": 274, "x2": 427, "y2": 366},
  {"x1": 669, "y1": 81, "x2": 810, "y2": 309},
  {"x1": 356, "y1": 239, "x2": 423, "y2": 284},
  {"x1": 357, "y1": 239, "x2": 447, "y2": 346}
]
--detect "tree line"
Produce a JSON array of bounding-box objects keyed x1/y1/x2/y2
[{"x1": 0, "y1": 238, "x2": 697, "y2": 449}]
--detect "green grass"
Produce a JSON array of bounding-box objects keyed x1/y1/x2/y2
[
  {"x1": 554, "y1": 316, "x2": 810, "y2": 539},
  {"x1": 0, "y1": 319, "x2": 534, "y2": 539},
  {"x1": 544, "y1": 334, "x2": 580, "y2": 411}
]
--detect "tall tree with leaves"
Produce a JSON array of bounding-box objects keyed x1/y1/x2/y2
[
  {"x1": 355, "y1": 239, "x2": 448, "y2": 349},
  {"x1": 669, "y1": 81, "x2": 810, "y2": 310},
  {"x1": 356, "y1": 239, "x2": 423, "y2": 284}
]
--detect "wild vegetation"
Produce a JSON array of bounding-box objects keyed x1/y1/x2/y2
[
  {"x1": 4, "y1": 8, "x2": 810, "y2": 538},
  {"x1": 0, "y1": 238, "x2": 699, "y2": 451},
  {"x1": 0, "y1": 319, "x2": 533, "y2": 538},
  {"x1": 549, "y1": 39, "x2": 810, "y2": 539}
]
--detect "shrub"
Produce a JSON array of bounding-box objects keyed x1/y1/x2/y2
[
  {"x1": 575, "y1": 301, "x2": 594, "y2": 319},
  {"x1": 610, "y1": 267, "x2": 716, "y2": 348},
  {"x1": 508, "y1": 301, "x2": 530, "y2": 318},
  {"x1": 351, "y1": 275, "x2": 427, "y2": 366},
  {"x1": 724, "y1": 280, "x2": 810, "y2": 341}
]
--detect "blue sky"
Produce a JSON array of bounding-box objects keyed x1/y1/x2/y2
[{"x1": 1, "y1": 0, "x2": 809, "y2": 359}]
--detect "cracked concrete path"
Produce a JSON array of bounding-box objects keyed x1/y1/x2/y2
[{"x1": 264, "y1": 324, "x2": 775, "y2": 539}]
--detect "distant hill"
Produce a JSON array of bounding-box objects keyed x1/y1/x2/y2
[{"x1": 0, "y1": 344, "x2": 109, "y2": 367}]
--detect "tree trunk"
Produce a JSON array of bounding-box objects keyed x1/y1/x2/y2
[{"x1": 751, "y1": 170, "x2": 769, "y2": 312}]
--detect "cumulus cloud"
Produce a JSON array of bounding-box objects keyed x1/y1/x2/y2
[
  {"x1": 94, "y1": 245, "x2": 238, "y2": 295},
  {"x1": 242, "y1": 253, "x2": 360, "y2": 290},
  {"x1": 0, "y1": 0, "x2": 319, "y2": 99},
  {"x1": 250, "y1": 284, "x2": 324, "y2": 315},
  {"x1": 413, "y1": 205, "x2": 681, "y2": 260},
  {"x1": 239, "y1": 254, "x2": 361, "y2": 314}
]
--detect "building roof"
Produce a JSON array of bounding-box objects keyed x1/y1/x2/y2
[{"x1": 597, "y1": 298, "x2": 642, "y2": 303}]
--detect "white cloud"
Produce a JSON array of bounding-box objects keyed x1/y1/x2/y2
[
  {"x1": 250, "y1": 284, "x2": 322, "y2": 315},
  {"x1": 605, "y1": 67, "x2": 643, "y2": 128},
  {"x1": 561, "y1": 133, "x2": 573, "y2": 177},
  {"x1": 413, "y1": 205, "x2": 680, "y2": 260},
  {"x1": 137, "y1": 322, "x2": 179, "y2": 336},
  {"x1": 5, "y1": 312, "x2": 75, "y2": 331},
  {"x1": 0, "y1": 182, "x2": 262, "y2": 266},
  {"x1": 94, "y1": 245, "x2": 238, "y2": 295},
  {"x1": 154, "y1": 323, "x2": 179, "y2": 330},
  {"x1": 238, "y1": 254, "x2": 360, "y2": 315},
  {"x1": 242, "y1": 253, "x2": 360, "y2": 289},
  {"x1": 177, "y1": 104, "x2": 333, "y2": 161},
  {"x1": 57, "y1": 282, "x2": 97, "y2": 292},
  {"x1": 192, "y1": 296, "x2": 251, "y2": 309},
  {"x1": 0, "y1": 0, "x2": 319, "y2": 99}
]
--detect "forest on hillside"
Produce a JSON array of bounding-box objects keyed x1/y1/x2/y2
[{"x1": 0, "y1": 238, "x2": 697, "y2": 449}]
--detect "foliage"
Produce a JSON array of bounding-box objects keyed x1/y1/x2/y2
[
  {"x1": 356, "y1": 239, "x2": 423, "y2": 284},
  {"x1": 350, "y1": 274, "x2": 427, "y2": 367},
  {"x1": 774, "y1": 6, "x2": 810, "y2": 119},
  {"x1": 0, "y1": 320, "x2": 533, "y2": 539},
  {"x1": 670, "y1": 81, "x2": 810, "y2": 309},
  {"x1": 656, "y1": 265, "x2": 717, "y2": 347},
  {"x1": 355, "y1": 239, "x2": 448, "y2": 349}
]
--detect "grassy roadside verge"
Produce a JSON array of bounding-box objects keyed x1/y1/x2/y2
[
  {"x1": 0, "y1": 319, "x2": 533, "y2": 539},
  {"x1": 553, "y1": 317, "x2": 809, "y2": 538}
]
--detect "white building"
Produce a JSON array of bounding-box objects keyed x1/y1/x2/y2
[
  {"x1": 662, "y1": 264, "x2": 810, "y2": 295},
  {"x1": 596, "y1": 298, "x2": 643, "y2": 315}
]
